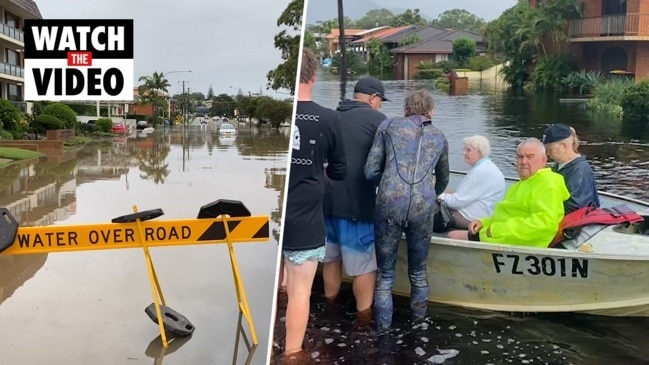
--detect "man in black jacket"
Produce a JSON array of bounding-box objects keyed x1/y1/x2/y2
[
  {"x1": 280, "y1": 48, "x2": 347, "y2": 361},
  {"x1": 323, "y1": 76, "x2": 388, "y2": 326}
]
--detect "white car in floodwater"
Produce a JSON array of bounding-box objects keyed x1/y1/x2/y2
[{"x1": 218, "y1": 123, "x2": 236, "y2": 136}]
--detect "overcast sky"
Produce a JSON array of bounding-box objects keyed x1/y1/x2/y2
[
  {"x1": 36, "y1": 0, "x2": 294, "y2": 99},
  {"x1": 306, "y1": 0, "x2": 518, "y2": 24}
]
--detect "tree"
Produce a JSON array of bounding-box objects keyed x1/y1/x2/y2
[
  {"x1": 355, "y1": 9, "x2": 394, "y2": 29},
  {"x1": 138, "y1": 71, "x2": 170, "y2": 127},
  {"x1": 484, "y1": 1, "x2": 536, "y2": 88},
  {"x1": 190, "y1": 92, "x2": 206, "y2": 104},
  {"x1": 41, "y1": 102, "x2": 77, "y2": 129},
  {"x1": 431, "y1": 9, "x2": 486, "y2": 32},
  {"x1": 484, "y1": 0, "x2": 582, "y2": 88},
  {"x1": 267, "y1": 0, "x2": 302, "y2": 95},
  {"x1": 452, "y1": 38, "x2": 477, "y2": 67},
  {"x1": 390, "y1": 9, "x2": 427, "y2": 27},
  {"x1": 366, "y1": 38, "x2": 393, "y2": 76},
  {"x1": 211, "y1": 93, "x2": 236, "y2": 117},
  {"x1": 238, "y1": 95, "x2": 261, "y2": 118},
  {"x1": 255, "y1": 97, "x2": 293, "y2": 128},
  {"x1": 303, "y1": 29, "x2": 317, "y2": 50},
  {"x1": 207, "y1": 84, "x2": 214, "y2": 99}
]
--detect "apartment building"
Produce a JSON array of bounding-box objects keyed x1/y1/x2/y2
[
  {"x1": 0, "y1": 0, "x2": 41, "y2": 113},
  {"x1": 531, "y1": 0, "x2": 649, "y2": 80}
]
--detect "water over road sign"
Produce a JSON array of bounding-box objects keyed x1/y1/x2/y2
[{"x1": 3, "y1": 215, "x2": 269, "y2": 255}]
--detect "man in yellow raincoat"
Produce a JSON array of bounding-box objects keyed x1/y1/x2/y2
[{"x1": 449, "y1": 138, "x2": 569, "y2": 247}]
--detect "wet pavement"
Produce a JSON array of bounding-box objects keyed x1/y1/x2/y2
[{"x1": 0, "y1": 120, "x2": 289, "y2": 365}]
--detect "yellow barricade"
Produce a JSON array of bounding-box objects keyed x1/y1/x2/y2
[
  {"x1": 3, "y1": 216, "x2": 269, "y2": 255},
  {"x1": 0, "y1": 204, "x2": 269, "y2": 349}
]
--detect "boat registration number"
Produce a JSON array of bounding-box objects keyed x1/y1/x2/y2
[{"x1": 491, "y1": 253, "x2": 588, "y2": 278}]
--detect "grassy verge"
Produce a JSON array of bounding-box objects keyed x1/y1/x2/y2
[{"x1": 0, "y1": 147, "x2": 43, "y2": 160}]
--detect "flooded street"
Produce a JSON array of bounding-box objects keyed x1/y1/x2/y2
[{"x1": 0, "y1": 121, "x2": 289, "y2": 365}]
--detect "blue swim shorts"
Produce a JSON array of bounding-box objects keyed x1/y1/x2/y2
[
  {"x1": 283, "y1": 245, "x2": 326, "y2": 265},
  {"x1": 324, "y1": 217, "x2": 376, "y2": 276}
]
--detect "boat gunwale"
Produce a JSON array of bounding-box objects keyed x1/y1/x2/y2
[{"x1": 433, "y1": 170, "x2": 649, "y2": 261}]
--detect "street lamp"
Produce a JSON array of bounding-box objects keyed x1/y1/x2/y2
[{"x1": 164, "y1": 70, "x2": 192, "y2": 119}]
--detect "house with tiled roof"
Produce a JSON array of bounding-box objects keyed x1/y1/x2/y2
[
  {"x1": 325, "y1": 28, "x2": 366, "y2": 57},
  {"x1": 386, "y1": 26, "x2": 485, "y2": 80},
  {"x1": 350, "y1": 25, "x2": 418, "y2": 60}
]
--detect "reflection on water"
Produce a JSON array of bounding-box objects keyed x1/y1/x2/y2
[{"x1": 0, "y1": 123, "x2": 289, "y2": 365}]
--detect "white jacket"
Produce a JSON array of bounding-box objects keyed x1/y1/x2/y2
[{"x1": 439, "y1": 158, "x2": 505, "y2": 221}]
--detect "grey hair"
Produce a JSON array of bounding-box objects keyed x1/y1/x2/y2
[
  {"x1": 517, "y1": 137, "x2": 546, "y2": 155},
  {"x1": 463, "y1": 135, "x2": 491, "y2": 158},
  {"x1": 404, "y1": 89, "x2": 434, "y2": 117}
]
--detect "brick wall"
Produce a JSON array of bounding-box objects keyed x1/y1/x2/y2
[
  {"x1": 583, "y1": 0, "x2": 602, "y2": 18},
  {"x1": 635, "y1": 43, "x2": 649, "y2": 80},
  {"x1": 46, "y1": 129, "x2": 75, "y2": 141},
  {"x1": 0, "y1": 140, "x2": 64, "y2": 154}
]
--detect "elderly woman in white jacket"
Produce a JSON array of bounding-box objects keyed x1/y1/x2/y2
[{"x1": 438, "y1": 135, "x2": 506, "y2": 229}]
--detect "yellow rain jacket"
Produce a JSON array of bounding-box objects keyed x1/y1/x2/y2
[{"x1": 479, "y1": 168, "x2": 569, "y2": 247}]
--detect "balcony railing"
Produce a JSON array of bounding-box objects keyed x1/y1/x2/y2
[
  {"x1": 0, "y1": 62, "x2": 24, "y2": 78},
  {"x1": 10, "y1": 101, "x2": 26, "y2": 113},
  {"x1": 569, "y1": 14, "x2": 649, "y2": 38},
  {"x1": 0, "y1": 23, "x2": 23, "y2": 42}
]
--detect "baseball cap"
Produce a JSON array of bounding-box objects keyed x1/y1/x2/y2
[
  {"x1": 354, "y1": 77, "x2": 390, "y2": 101},
  {"x1": 542, "y1": 123, "x2": 571, "y2": 144}
]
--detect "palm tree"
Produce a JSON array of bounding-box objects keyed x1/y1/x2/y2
[{"x1": 138, "y1": 71, "x2": 170, "y2": 127}]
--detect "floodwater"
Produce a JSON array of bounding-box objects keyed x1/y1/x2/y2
[
  {"x1": 270, "y1": 72, "x2": 649, "y2": 364},
  {"x1": 0, "y1": 120, "x2": 289, "y2": 365}
]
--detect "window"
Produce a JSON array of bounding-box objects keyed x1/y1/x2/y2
[
  {"x1": 5, "y1": 12, "x2": 18, "y2": 29},
  {"x1": 8, "y1": 83, "x2": 21, "y2": 101},
  {"x1": 6, "y1": 49, "x2": 18, "y2": 66}
]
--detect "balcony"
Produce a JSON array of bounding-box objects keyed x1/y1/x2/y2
[
  {"x1": 0, "y1": 23, "x2": 23, "y2": 43},
  {"x1": 0, "y1": 62, "x2": 24, "y2": 78},
  {"x1": 569, "y1": 14, "x2": 649, "y2": 39}
]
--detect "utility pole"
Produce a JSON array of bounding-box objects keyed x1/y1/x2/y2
[
  {"x1": 179, "y1": 80, "x2": 189, "y2": 126},
  {"x1": 186, "y1": 87, "x2": 191, "y2": 125},
  {"x1": 337, "y1": 0, "x2": 347, "y2": 100}
]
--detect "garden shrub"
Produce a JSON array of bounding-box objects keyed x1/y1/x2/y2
[
  {"x1": 468, "y1": 56, "x2": 494, "y2": 72},
  {"x1": 434, "y1": 60, "x2": 456, "y2": 74},
  {"x1": 97, "y1": 118, "x2": 113, "y2": 132},
  {"x1": 586, "y1": 78, "x2": 634, "y2": 116},
  {"x1": 0, "y1": 129, "x2": 13, "y2": 140},
  {"x1": 416, "y1": 69, "x2": 445, "y2": 79},
  {"x1": 41, "y1": 103, "x2": 77, "y2": 129},
  {"x1": 531, "y1": 54, "x2": 576, "y2": 91},
  {"x1": 34, "y1": 114, "x2": 63, "y2": 130},
  {"x1": 621, "y1": 81, "x2": 649, "y2": 124},
  {"x1": 33, "y1": 114, "x2": 63, "y2": 138},
  {"x1": 0, "y1": 99, "x2": 21, "y2": 135},
  {"x1": 435, "y1": 77, "x2": 451, "y2": 92},
  {"x1": 561, "y1": 70, "x2": 604, "y2": 95}
]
